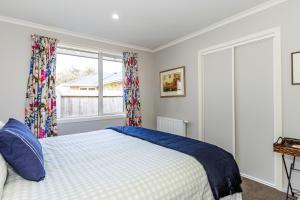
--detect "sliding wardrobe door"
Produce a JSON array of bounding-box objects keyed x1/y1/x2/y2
[
  {"x1": 203, "y1": 49, "x2": 234, "y2": 154},
  {"x1": 235, "y1": 38, "x2": 275, "y2": 184}
]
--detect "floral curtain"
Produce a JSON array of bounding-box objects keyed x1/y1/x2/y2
[
  {"x1": 123, "y1": 52, "x2": 142, "y2": 126},
  {"x1": 25, "y1": 34, "x2": 59, "y2": 138}
]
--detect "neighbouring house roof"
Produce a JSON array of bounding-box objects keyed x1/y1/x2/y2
[
  {"x1": 103, "y1": 72, "x2": 122, "y2": 84},
  {"x1": 57, "y1": 72, "x2": 123, "y2": 97},
  {"x1": 59, "y1": 72, "x2": 122, "y2": 87}
]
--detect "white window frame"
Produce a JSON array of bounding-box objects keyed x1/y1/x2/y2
[{"x1": 56, "y1": 45, "x2": 125, "y2": 124}]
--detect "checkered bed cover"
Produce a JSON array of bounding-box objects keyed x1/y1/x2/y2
[{"x1": 2, "y1": 129, "x2": 242, "y2": 200}]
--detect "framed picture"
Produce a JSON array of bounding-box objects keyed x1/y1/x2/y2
[
  {"x1": 160, "y1": 66, "x2": 186, "y2": 97},
  {"x1": 292, "y1": 51, "x2": 300, "y2": 85}
]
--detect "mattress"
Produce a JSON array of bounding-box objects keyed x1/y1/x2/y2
[{"x1": 1, "y1": 129, "x2": 242, "y2": 200}]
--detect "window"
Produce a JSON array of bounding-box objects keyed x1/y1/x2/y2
[
  {"x1": 102, "y1": 55, "x2": 123, "y2": 114},
  {"x1": 56, "y1": 47, "x2": 124, "y2": 120}
]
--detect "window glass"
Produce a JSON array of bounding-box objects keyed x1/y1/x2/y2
[
  {"x1": 56, "y1": 49, "x2": 99, "y2": 119},
  {"x1": 56, "y1": 48, "x2": 124, "y2": 119},
  {"x1": 103, "y1": 56, "x2": 123, "y2": 114}
]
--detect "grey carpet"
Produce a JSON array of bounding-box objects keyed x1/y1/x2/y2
[{"x1": 241, "y1": 177, "x2": 298, "y2": 200}]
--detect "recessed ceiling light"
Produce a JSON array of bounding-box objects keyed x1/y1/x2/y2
[{"x1": 112, "y1": 13, "x2": 119, "y2": 20}]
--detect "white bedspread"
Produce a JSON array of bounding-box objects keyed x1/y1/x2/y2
[{"x1": 2, "y1": 129, "x2": 242, "y2": 200}]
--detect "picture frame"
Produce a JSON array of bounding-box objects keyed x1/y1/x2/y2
[
  {"x1": 160, "y1": 66, "x2": 186, "y2": 97},
  {"x1": 291, "y1": 51, "x2": 300, "y2": 85}
]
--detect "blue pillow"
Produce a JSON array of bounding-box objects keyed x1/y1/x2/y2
[{"x1": 0, "y1": 118, "x2": 45, "y2": 181}]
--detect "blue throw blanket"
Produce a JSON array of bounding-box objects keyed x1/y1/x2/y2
[{"x1": 108, "y1": 126, "x2": 242, "y2": 200}]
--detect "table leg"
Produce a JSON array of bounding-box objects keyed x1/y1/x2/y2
[
  {"x1": 289, "y1": 156, "x2": 296, "y2": 197},
  {"x1": 282, "y1": 154, "x2": 295, "y2": 200}
]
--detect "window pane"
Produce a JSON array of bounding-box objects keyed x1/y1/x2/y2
[
  {"x1": 103, "y1": 58, "x2": 123, "y2": 114},
  {"x1": 56, "y1": 49, "x2": 99, "y2": 119}
]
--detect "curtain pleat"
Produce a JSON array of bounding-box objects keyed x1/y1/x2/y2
[
  {"x1": 123, "y1": 52, "x2": 142, "y2": 126},
  {"x1": 25, "y1": 34, "x2": 59, "y2": 138}
]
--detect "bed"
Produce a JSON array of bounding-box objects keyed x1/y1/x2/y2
[{"x1": 1, "y1": 128, "x2": 242, "y2": 200}]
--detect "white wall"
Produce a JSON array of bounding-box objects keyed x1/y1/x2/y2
[
  {"x1": 154, "y1": 0, "x2": 300, "y2": 190},
  {"x1": 0, "y1": 21, "x2": 156, "y2": 134}
]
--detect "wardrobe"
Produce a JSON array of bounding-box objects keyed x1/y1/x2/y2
[{"x1": 199, "y1": 28, "x2": 282, "y2": 189}]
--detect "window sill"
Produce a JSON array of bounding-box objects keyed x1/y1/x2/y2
[{"x1": 57, "y1": 114, "x2": 126, "y2": 124}]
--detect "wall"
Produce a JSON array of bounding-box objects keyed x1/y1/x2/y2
[
  {"x1": 154, "y1": 0, "x2": 300, "y2": 190},
  {"x1": 0, "y1": 21, "x2": 156, "y2": 135},
  {"x1": 1, "y1": 0, "x2": 299, "y2": 190}
]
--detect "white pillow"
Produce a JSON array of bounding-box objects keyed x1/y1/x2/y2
[
  {"x1": 0, "y1": 121, "x2": 4, "y2": 129},
  {"x1": 0, "y1": 154, "x2": 7, "y2": 199}
]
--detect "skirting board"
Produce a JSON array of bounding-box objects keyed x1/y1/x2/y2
[{"x1": 241, "y1": 173, "x2": 276, "y2": 189}]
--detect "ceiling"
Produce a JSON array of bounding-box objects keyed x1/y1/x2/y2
[{"x1": 0, "y1": 0, "x2": 271, "y2": 50}]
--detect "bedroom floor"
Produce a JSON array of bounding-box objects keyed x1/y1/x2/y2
[{"x1": 242, "y1": 177, "x2": 298, "y2": 200}]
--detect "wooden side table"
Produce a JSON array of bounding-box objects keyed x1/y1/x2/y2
[{"x1": 274, "y1": 137, "x2": 300, "y2": 200}]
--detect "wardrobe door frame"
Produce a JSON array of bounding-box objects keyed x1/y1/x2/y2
[{"x1": 198, "y1": 27, "x2": 282, "y2": 190}]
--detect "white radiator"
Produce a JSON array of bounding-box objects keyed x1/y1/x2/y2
[{"x1": 157, "y1": 116, "x2": 188, "y2": 136}]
